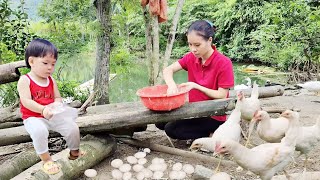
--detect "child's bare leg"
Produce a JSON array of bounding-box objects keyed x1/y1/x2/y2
[{"x1": 39, "y1": 152, "x2": 52, "y2": 162}]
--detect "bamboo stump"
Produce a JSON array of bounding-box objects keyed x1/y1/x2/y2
[{"x1": 10, "y1": 135, "x2": 116, "y2": 180}]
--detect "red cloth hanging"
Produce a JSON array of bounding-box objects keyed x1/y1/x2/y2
[{"x1": 141, "y1": 0, "x2": 168, "y2": 23}]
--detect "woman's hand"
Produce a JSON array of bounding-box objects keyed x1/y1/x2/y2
[
  {"x1": 179, "y1": 82, "x2": 198, "y2": 91},
  {"x1": 167, "y1": 85, "x2": 179, "y2": 95}
]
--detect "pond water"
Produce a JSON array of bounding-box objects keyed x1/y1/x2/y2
[
  {"x1": 55, "y1": 54, "x2": 288, "y2": 103},
  {"x1": 107, "y1": 62, "x2": 287, "y2": 103}
]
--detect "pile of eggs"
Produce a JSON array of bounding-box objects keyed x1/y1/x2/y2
[{"x1": 111, "y1": 148, "x2": 195, "y2": 180}]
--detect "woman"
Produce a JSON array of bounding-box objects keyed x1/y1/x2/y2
[{"x1": 157, "y1": 20, "x2": 234, "y2": 140}]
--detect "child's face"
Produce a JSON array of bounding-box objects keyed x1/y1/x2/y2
[{"x1": 29, "y1": 54, "x2": 56, "y2": 79}]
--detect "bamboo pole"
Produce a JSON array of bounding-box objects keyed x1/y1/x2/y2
[
  {"x1": 117, "y1": 137, "x2": 236, "y2": 167},
  {"x1": 0, "y1": 98, "x2": 234, "y2": 146}
]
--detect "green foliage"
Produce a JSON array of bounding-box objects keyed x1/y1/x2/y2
[
  {"x1": 0, "y1": 0, "x2": 36, "y2": 63},
  {"x1": 250, "y1": 1, "x2": 320, "y2": 70},
  {"x1": 55, "y1": 79, "x2": 88, "y2": 103},
  {"x1": 212, "y1": 0, "x2": 268, "y2": 61},
  {"x1": 0, "y1": 83, "x2": 19, "y2": 107},
  {"x1": 171, "y1": 46, "x2": 189, "y2": 59},
  {"x1": 35, "y1": 0, "x2": 96, "y2": 54},
  {"x1": 0, "y1": 43, "x2": 17, "y2": 64},
  {"x1": 178, "y1": 0, "x2": 219, "y2": 34},
  {"x1": 110, "y1": 47, "x2": 133, "y2": 74}
]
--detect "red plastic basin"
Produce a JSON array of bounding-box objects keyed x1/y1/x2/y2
[{"x1": 136, "y1": 85, "x2": 189, "y2": 111}]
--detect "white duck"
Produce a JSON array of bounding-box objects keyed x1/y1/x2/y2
[
  {"x1": 297, "y1": 81, "x2": 320, "y2": 96},
  {"x1": 215, "y1": 110, "x2": 300, "y2": 180},
  {"x1": 246, "y1": 110, "x2": 290, "y2": 145},
  {"x1": 295, "y1": 116, "x2": 320, "y2": 171},
  {"x1": 189, "y1": 107, "x2": 242, "y2": 152},
  {"x1": 190, "y1": 107, "x2": 242, "y2": 172},
  {"x1": 236, "y1": 81, "x2": 261, "y2": 142},
  {"x1": 236, "y1": 81, "x2": 260, "y2": 121},
  {"x1": 234, "y1": 77, "x2": 252, "y2": 90}
]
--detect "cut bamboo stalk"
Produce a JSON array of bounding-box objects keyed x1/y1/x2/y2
[{"x1": 11, "y1": 135, "x2": 116, "y2": 180}]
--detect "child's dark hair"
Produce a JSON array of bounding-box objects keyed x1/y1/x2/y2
[
  {"x1": 187, "y1": 20, "x2": 217, "y2": 41},
  {"x1": 25, "y1": 38, "x2": 58, "y2": 68}
]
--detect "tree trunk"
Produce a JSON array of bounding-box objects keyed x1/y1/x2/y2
[
  {"x1": 151, "y1": 15, "x2": 160, "y2": 85},
  {"x1": 10, "y1": 135, "x2": 116, "y2": 180},
  {"x1": 0, "y1": 98, "x2": 235, "y2": 146},
  {"x1": 229, "y1": 85, "x2": 284, "y2": 98},
  {"x1": 0, "y1": 60, "x2": 26, "y2": 85},
  {"x1": 156, "y1": 0, "x2": 185, "y2": 84},
  {"x1": 93, "y1": 0, "x2": 111, "y2": 105},
  {"x1": 0, "y1": 121, "x2": 23, "y2": 129},
  {"x1": 142, "y1": 5, "x2": 154, "y2": 86},
  {"x1": 0, "y1": 148, "x2": 40, "y2": 180},
  {"x1": 0, "y1": 106, "x2": 21, "y2": 123},
  {"x1": 118, "y1": 137, "x2": 236, "y2": 167}
]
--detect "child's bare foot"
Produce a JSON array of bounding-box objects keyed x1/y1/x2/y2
[
  {"x1": 68, "y1": 150, "x2": 86, "y2": 160},
  {"x1": 42, "y1": 161, "x2": 60, "y2": 175}
]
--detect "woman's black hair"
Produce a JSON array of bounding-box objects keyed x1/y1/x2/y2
[
  {"x1": 187, "y1": 20, "x2": 217, "y2": 41},
  {"x1": 25, "y1": 38, "x2": 58, "y2": 68}
]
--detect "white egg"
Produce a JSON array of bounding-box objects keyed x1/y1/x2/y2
[
  {"x1": 177, "y1": 171, "x2": 186, "y2": 179},
  {"x1": 119, "y1": 164, "x2": 132, "y2": 172},
  {"x1": 134, "y1": 152, "x2": 146, "y2": 159},
  {"x1": 126, "y1": 156, "x2": 138, "y2": 164},
  {"x1": 112, "y1": 169, "x2": 123, "y2": 179},
  {"x1": 148, "y1": 164, "x2": 163, "y2": 172},
  {"x1": 143, "y1": 148, "x2": 151, "y2": 153},
  {"x1": 111, "y1": 159, "x2": 123, "y2": 168},
  {"x1": 151, "y1": 157, "x2": 161, "y2": 164},
  {"x1": 158, "y1": 158, "x2": 165, "y2": 164},
  {"x1": 210, "y1": 172, "x2": 231, "y2": 180},
  {"x1": 182, "y1": 164, "x2": 194, "y2": 174},
  {"x1": 136, "y1": 172, "x2": 145, "y2": 180},
  {"x1": 172, "y1": 162, "x2": 183, "y2": 171},
  {"x1": 132, "y1": 164, "x2": 144, "y2": 172},
  {"x1": 122, "y1": 172, "x2": 132, "y2": 180},
  {"x1": 152, "y1": 171, "x2": 164, "y2": 179},
  {"x1": 138, "y1": 158, "x2": 147, "y2": 165},
  {"x1": 169, "y1": 170, "x2": 179, "y2": 179},
  {"x1": 159, "y1": 163, "x2": 167, "y2": 172},
  {"x1": 84, "y1": 169, "x2": 97, "y2": 178},
  {"x1": 141, "y1": 168, "x2": 153, "y2": 178}
]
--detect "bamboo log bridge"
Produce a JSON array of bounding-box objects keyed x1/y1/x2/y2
[
  {"x1": 0, "y1": 85, "x2": 285, "y2": 146},
  {"x1": 0, "y1": 98, "x2": 235, "y2": 146}
]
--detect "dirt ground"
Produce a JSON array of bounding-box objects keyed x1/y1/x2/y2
[{"x1": 1, "y1": 88, "x2": 320, "y2": 180}]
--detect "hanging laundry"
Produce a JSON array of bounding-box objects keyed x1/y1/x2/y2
[{"x1": 141, "y1": 0, "x2": 168, "y2": 23}]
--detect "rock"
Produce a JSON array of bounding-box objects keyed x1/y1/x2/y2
[{"x1": 192, "y1": 165, "x2": 214, "y2": 180}]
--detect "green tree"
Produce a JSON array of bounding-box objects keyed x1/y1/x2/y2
[
  {"x1": 0, "y1": 0, "x2": 36, "y2": 63},
  {"x1": 250, "y1": 1, "x2": 320, "y2": 80}
]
